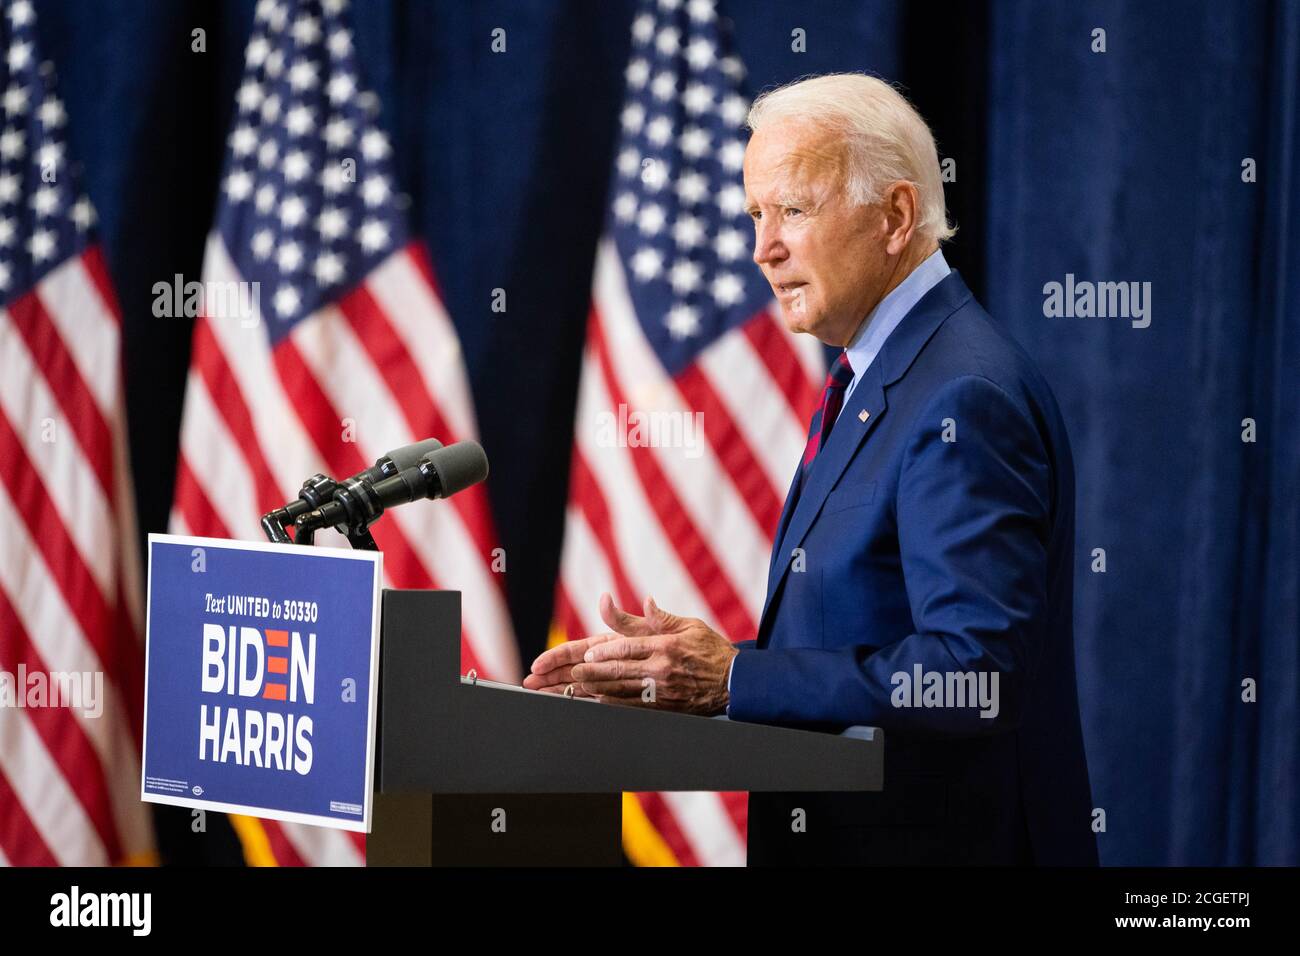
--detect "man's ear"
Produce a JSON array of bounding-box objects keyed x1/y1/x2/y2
[{"x1": 883, "y1": 181, "x2": 921, "y2": 256}]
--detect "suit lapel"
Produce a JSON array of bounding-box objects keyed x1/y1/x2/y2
[
  {"x1": 757, "y1": 269, "x2": 976, "y2": 637},
  {"x1": 760, "y1": 361, "x2": 887, "y2": 626},
  {"x1": 767, "y1": 463, "x2": 803, "y2": 584}
]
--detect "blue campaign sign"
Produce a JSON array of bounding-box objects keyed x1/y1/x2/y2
[{"x1": 141, "y1": 533, "x2": 382, "y2": 832}]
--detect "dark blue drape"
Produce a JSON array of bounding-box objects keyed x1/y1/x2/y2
[
  {"x1": 986, "y1": 0, "x2": 1299, "y2": 865},
  {"x1": 34, "y1": 0, "x2": 1296, "y2": 864}
]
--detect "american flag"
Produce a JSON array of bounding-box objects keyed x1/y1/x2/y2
[
  {"x1": 0, "y1": 0, "x2": 154, "y2": 865},
  {"x1": 551, "y1": 0, "x2": 823, "y2": 866},
  {"x1": 172, "y1": 0, "x2": 519, "y2": 866}
]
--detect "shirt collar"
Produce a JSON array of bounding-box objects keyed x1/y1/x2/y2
[{"x1": 843, "y1": 247, "x2": 951, "y2": 380}]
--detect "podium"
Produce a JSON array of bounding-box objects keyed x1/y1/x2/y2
[{"x1": 369, "y1": 589, "x2": 883, "y2": 866}]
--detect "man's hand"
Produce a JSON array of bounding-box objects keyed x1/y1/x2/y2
[{"x1": 522, "y1": 593, "x2": 738, "y2": 715}]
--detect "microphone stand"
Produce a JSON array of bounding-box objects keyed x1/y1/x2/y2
[
  {"x1": 293, "y1": 516, "x2": 378, "y2": 552},
  {"x1": 342, "y1": 527, "x2": 380, "y2": 551},
  {"x1": 291, "y1": 474, "x2": 386, "y2": 551},
  {"x1": 260, "y1": 474, "x2": 337, "y2": 544},
  {"x1": 261, "y1": 474, "x2": 379, "y2": 551}
]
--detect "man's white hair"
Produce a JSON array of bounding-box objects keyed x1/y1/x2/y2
[{"x1": 747, "y1": 73, "x2": 956, "y2": 242}]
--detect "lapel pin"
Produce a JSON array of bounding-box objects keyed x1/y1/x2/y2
[{"x1": 859, "y1": 409, "x2": 870, "y2": 422}]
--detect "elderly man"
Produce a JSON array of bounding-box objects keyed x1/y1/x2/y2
[{"x1": 525, "y1": 74, "x2": 1097, "y2": 866}]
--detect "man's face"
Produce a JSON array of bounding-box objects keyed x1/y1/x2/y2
[{"x1": 744, "y1": 119, "x2": 890, "y2": 347}]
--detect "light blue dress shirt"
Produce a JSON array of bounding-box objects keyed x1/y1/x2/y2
[
  {"x1": 724, "y1": 247, "x2": 952, "y2": 707},
  {"x1": 839, "y1": 247, "x2": 951, "y2": 417}
]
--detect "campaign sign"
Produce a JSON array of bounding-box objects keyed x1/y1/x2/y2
[{"x1": 141, "y1": 533, "x2": 382, "y2": 832}]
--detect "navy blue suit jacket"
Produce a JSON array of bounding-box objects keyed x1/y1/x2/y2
[{"x1": 730, "y1": 270, "x2": 1098, "y2": 865}]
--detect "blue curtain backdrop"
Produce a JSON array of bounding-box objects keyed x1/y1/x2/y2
[
  {"x1": 32, "y1": 0, "x2": 1296, "y2": 864},
  {"x1": 985, "y1": 0, "x2": 1299, "y2": 865}
]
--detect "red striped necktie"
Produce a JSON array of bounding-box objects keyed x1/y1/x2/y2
[{"x1": 801, "y1": 351, "x2": 855, "y2": 472}]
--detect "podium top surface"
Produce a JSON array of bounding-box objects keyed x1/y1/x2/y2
[{"x1": 378, "y1": 590, "x2": 883, "y2": 795}]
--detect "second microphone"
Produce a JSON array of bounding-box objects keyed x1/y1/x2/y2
[{"x1": 295, "y1": 440, "x2": 489, "y2": 540}]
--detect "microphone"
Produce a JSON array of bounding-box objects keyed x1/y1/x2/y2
[
  {"x1": 259, "y1": 437, "x2": 444, "y2": 542},
  {"x1": 361, "y1": 436, "x2": 447, "y2": 483},
  {"x1": 294, "y1": 440, "x2": 489, "y2": 538}
]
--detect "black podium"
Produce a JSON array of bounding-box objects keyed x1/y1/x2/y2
[{"x1": 369, "y1": 589, "x2": 883, "y2": 865}]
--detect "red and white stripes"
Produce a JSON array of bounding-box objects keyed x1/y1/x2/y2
[
  {"x1": 0, "y1": 249, "x2": 154, "y2": 866},
  {"x1": 171, "y1": 237, "x2": 519, "y2": 865},
  {"x1": 556, "y1": 241, "x2": 822, "y2": 866}
]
